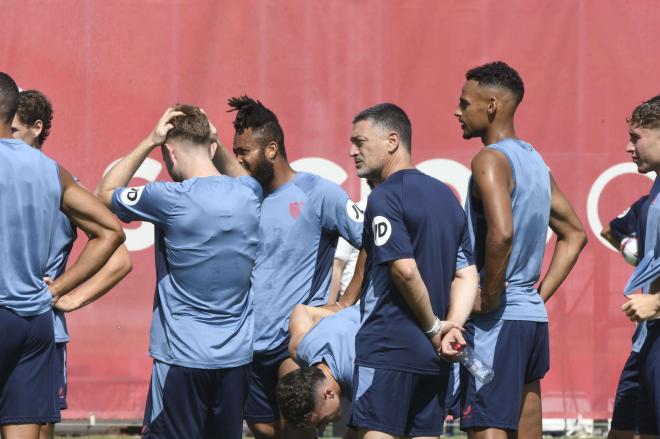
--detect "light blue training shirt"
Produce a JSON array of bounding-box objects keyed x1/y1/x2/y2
[
  {"x1": 251, "y1": 172, "x2": 363, "y2": 353},
  {"x1": 112, "y1": 175, "x2": 262, "y2": 368},
  {"x1": 0, "y1": 139, "x2": 61, "y2": 317},
  {"x1": 466, "y1": 138, "x2": 551, "y2": 322},
  {"x1": 297, "y1": 305, "x2": 361, "y2": 396}
]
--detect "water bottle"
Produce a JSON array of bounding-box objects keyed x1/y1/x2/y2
[{"x1": 452, "y1": 343, "x2": 495, "y2": 384}]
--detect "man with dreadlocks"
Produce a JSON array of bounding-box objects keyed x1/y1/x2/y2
[{"x1": 212, "y1": 96, "x2": 363, "y2": 439}]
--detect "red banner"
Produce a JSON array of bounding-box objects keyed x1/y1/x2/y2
[{"x1": 3, "y1": 0, "x2": 659, "y2": 420}]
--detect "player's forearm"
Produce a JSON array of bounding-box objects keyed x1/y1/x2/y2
[
  {"x1": 337, "y1": 249, "x2": 366, "y2": 307},
  {"x1": 446, "y1": 265, "x2": 479, "y2": 326},
  {"x1": 390, "y1": 259, "x2": 436, "y2": 331},
  {"x1": 95, "y1": 137, "x2": 157, "y2": 206},
  {"x1": 482, "y1": 230, "x2": 512, "y2": 297},
  {"x1": 600, "y1": 226, "x2": 621, "y2": 250},
  {"x1": 538, "y1": 230, "x2": 587, "y2": 302},
  {"x1": 56, "y1": 245, "x2": 132, "y2": 312},
  {"x1": 50, "y1": 230, "x2": 125, "y2": 298},
  {"x1": 211, "y1": 141, "x2": 247, "y2": 177}
]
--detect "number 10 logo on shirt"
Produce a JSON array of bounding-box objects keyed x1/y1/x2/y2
[{"x1": 372, "y1": 216, "x2": 392, "y2": 246}]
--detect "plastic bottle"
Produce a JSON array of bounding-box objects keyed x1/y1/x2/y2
[{"x1": 452, "y1": 343, "x2": 495, "y2": 384}]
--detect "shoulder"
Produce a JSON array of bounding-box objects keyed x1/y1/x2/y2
[
  {"x1": 471, "y1": 147, "x2": 509, "y2": 171},
  {"x1": 294, "y1": 172, "x2": 349, "y2": 201},
  {"x1": 235, "y1": 175, "x2": 263, "y2": 200}
]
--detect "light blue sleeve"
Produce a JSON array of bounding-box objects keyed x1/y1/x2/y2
[
  {"x1": 456, "y1": 220, "x2": 474, "y2": 271},
  {"x1": 310, "y1": 177, "x2": 363, "y2": 248},
  {"x1": 111, "y1": 181, "x2": 179, "y2": 226}
]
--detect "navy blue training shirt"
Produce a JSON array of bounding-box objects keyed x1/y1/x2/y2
[{"x1": 356, "y1": 169, "x2": 473, "y2": 375}]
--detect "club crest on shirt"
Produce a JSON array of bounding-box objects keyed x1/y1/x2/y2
[
  {"x1": 372, "y1": 216, "x2": 391, "y2": 246},
  {"x1": 346, "y1": 199, "x2": 364, "y2": 223},
  {"x1": 121, "y1": 186, "x2": 144, "y2": 206},
  {"x1": 289, "y1": 201, "x2": 304, "y2": 220}
]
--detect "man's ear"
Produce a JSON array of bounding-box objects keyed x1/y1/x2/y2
[
  {"x1": 265, "y1": 142, "x2": 278, "y2": 161},
  {"x1": 32, "y1": 119, "x2": 44, "y2": 138},
  {"x1": 487, "y1": 97, "x2": 497, "y2": 116},
  {"x1": 209, "y1": 142, "x2": 218, "y2": 159},
  {"x1": 387, "y1": 131, "x2": 400, "y2": 154}
]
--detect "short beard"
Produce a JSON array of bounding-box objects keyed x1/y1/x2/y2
[{"x1": 251, "y1": 149, "x2": 275, "y2": 188}]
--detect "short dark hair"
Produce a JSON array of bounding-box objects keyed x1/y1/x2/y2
[
  {"x1": 166, "y1": 104, "x2": 211, "y2": 145},
  {"x1": 352, "y1": 103, "x2": 412, "y2": 151},
  {"x1": 466, "y1": 61, "x2": 525, "y2": 105},
  {"x1": 0, "y1": 72, "x2": 19, "y2": 124},
  {"x1": 227, "y1": 95, "x2": 286, "y2": 158},
  {"x1": 629, "y1": 95, "x2": 660, "y2": 129},
  {"x1": 17, "y1": 90, "x2": 53, "y2": 146},
  {"x1": 276, "y1": 367, "x2": 325, "y2": 429}
]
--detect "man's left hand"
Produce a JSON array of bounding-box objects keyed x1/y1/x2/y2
[{"x1": 622, "y1": 293, "x2": 660, "y2": 321}]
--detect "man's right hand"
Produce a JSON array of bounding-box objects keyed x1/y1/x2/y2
[
  {"x1": 440, "y1": 327, "x2": 466, "y2": 362},
  {"x1": 430, "y1": 320, "x2": 463, "y2": 355},
  {"x1": 148, "y1": 107, "x2": 185, "y2": 146}
]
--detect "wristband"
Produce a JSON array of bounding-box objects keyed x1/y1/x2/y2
[{"x1": 424, "y1": 316, "x2": 442, "y2": 338}]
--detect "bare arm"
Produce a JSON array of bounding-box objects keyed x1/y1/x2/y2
[
  {"x1": 538, "y1": 174, "x2": 588, "y2": 302},
  {"x1": 328, "y1": 258, "x2": 346, "y2": 304},
  {"x1": 441, "y1": 265, "x2": 479, "y2": 360},
  {"x1": 338, "y1": 248, "x2": 367, "y2": 307},
  {"x1": 54, "y1": 244, "x2": 132, "y2": 312},
  {"x1": 95, "y1": 108, "x2": 184, "y2": 207},
  {"x1": 211, "y1": 139, "x2": 247, "y2": 177},
  {"x1": 49, "y1": 168, "x2": 125, "y2": 300},
  {"x1": 445, "y1": 265, "x2": 479, "y2": 326},
  {"x1": 471, "y1": 150, "x2": 514, "y2": 313},
  {"x1": 288, "y1": 304, "x2": 336, "y2": 360}
]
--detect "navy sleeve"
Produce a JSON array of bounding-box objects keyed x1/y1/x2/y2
[
  {"x1": 610, "y1": 196, "x2": 647, "y2": 240},
  {"x1": 367, "y1": 186, "x2": 414, "y2": 265},
  {"x1": 111, "y1": 182, "x2": 179, "y2": 225}
]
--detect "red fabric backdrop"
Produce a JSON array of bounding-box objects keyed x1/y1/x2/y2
[{"x1": 2, "y1": 0, "x2": 659, "y2": 420}]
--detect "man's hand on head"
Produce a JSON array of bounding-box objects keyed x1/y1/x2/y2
[{"x1": 148, "y1": 107, "x2": 185, "y2": 147}]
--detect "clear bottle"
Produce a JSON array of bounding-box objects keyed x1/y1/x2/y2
[{"x1": 452, "y1": 343, "x2": 495, "y2": 384}]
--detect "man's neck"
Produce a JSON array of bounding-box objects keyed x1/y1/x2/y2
[
  {"x1": 180, "y1": 158, "x2": 221, "y2": 181},
  {"x1": 0, "y1": 124, "x2": 13, "y2": 139},
  {"x1": 482, "y1": 121, "x2": 516, "y2": 146},
  {"x1": 269, "y1": 160, "x2": 296, "y2": 192},
  {"x1": 381, "y1": 154, "x2": 414, "y2": 182}
]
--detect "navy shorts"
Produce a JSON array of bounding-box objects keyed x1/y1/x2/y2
[
  {"x1": 460, "y1": 319, "x2": 549, "y2": 432},
  {"x1": 55, "y1": 342, "x2": 68, "y2": 410},
  {"x1": 142, "y1": 360, "x2": 250, "y2": 439},
  {"x1": 348, "y1": 366, "x2": 448, "y2": 437},
  {"x1": 244, "y1": 341, "x2": 290, "y2": 423},
  {"x1": 0, "y1": 307, "x2": 60, "y2": 425},
  {"x1": 612, "y1": 320, "x2": 660, "y2": 435}
]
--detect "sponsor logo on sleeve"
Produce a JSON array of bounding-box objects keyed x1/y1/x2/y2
[
  {"x1": 372, "y1": 216, "x2": 391, "y2": 246},
  {"x1": 346, "y1": 199, "x2": 364, "y2": 223},
  {"x1": 121, "y1": 186, "x2": 145, "y2": 206}
]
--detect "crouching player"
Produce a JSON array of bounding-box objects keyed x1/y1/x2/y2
[{"x1": 277, "y1": 304, "x2": 361, "y2": 438}]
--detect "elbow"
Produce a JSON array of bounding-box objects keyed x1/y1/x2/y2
[
  {"x1": 391, "y1": 262, "x2": 417, "y2": 283},
  {"x1": 490, "y1": 228, "x2": 513, "y2": 248}
]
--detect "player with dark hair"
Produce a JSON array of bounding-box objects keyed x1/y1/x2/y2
[
  {"x1": 347, "y1": 102, "x2": 479, "y2": 438},
  {"x1": 212, "y1": 95, "x2": 363, "y2": 439},
  {"x1": 96, "y1": 105, "x2": 262, "y2": 439},
  {"x1": 277, "y1": 304, "x2": 361, "y2": 438},
  {"x1": 0, "y1": 72, "x2": 125, "y2": 439},
  {"x1": 447, "y1": 61, "x2": 587, "y2": 438},
  {"x1": 608, "y1": 94, "x2": 660, "y2": 438},
  {"x1": 11, "y1": 89, "x2": 53, "y2": 148},
  {"x1": 11, "y1": 89, "x2": 133, "y2": 439}
]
